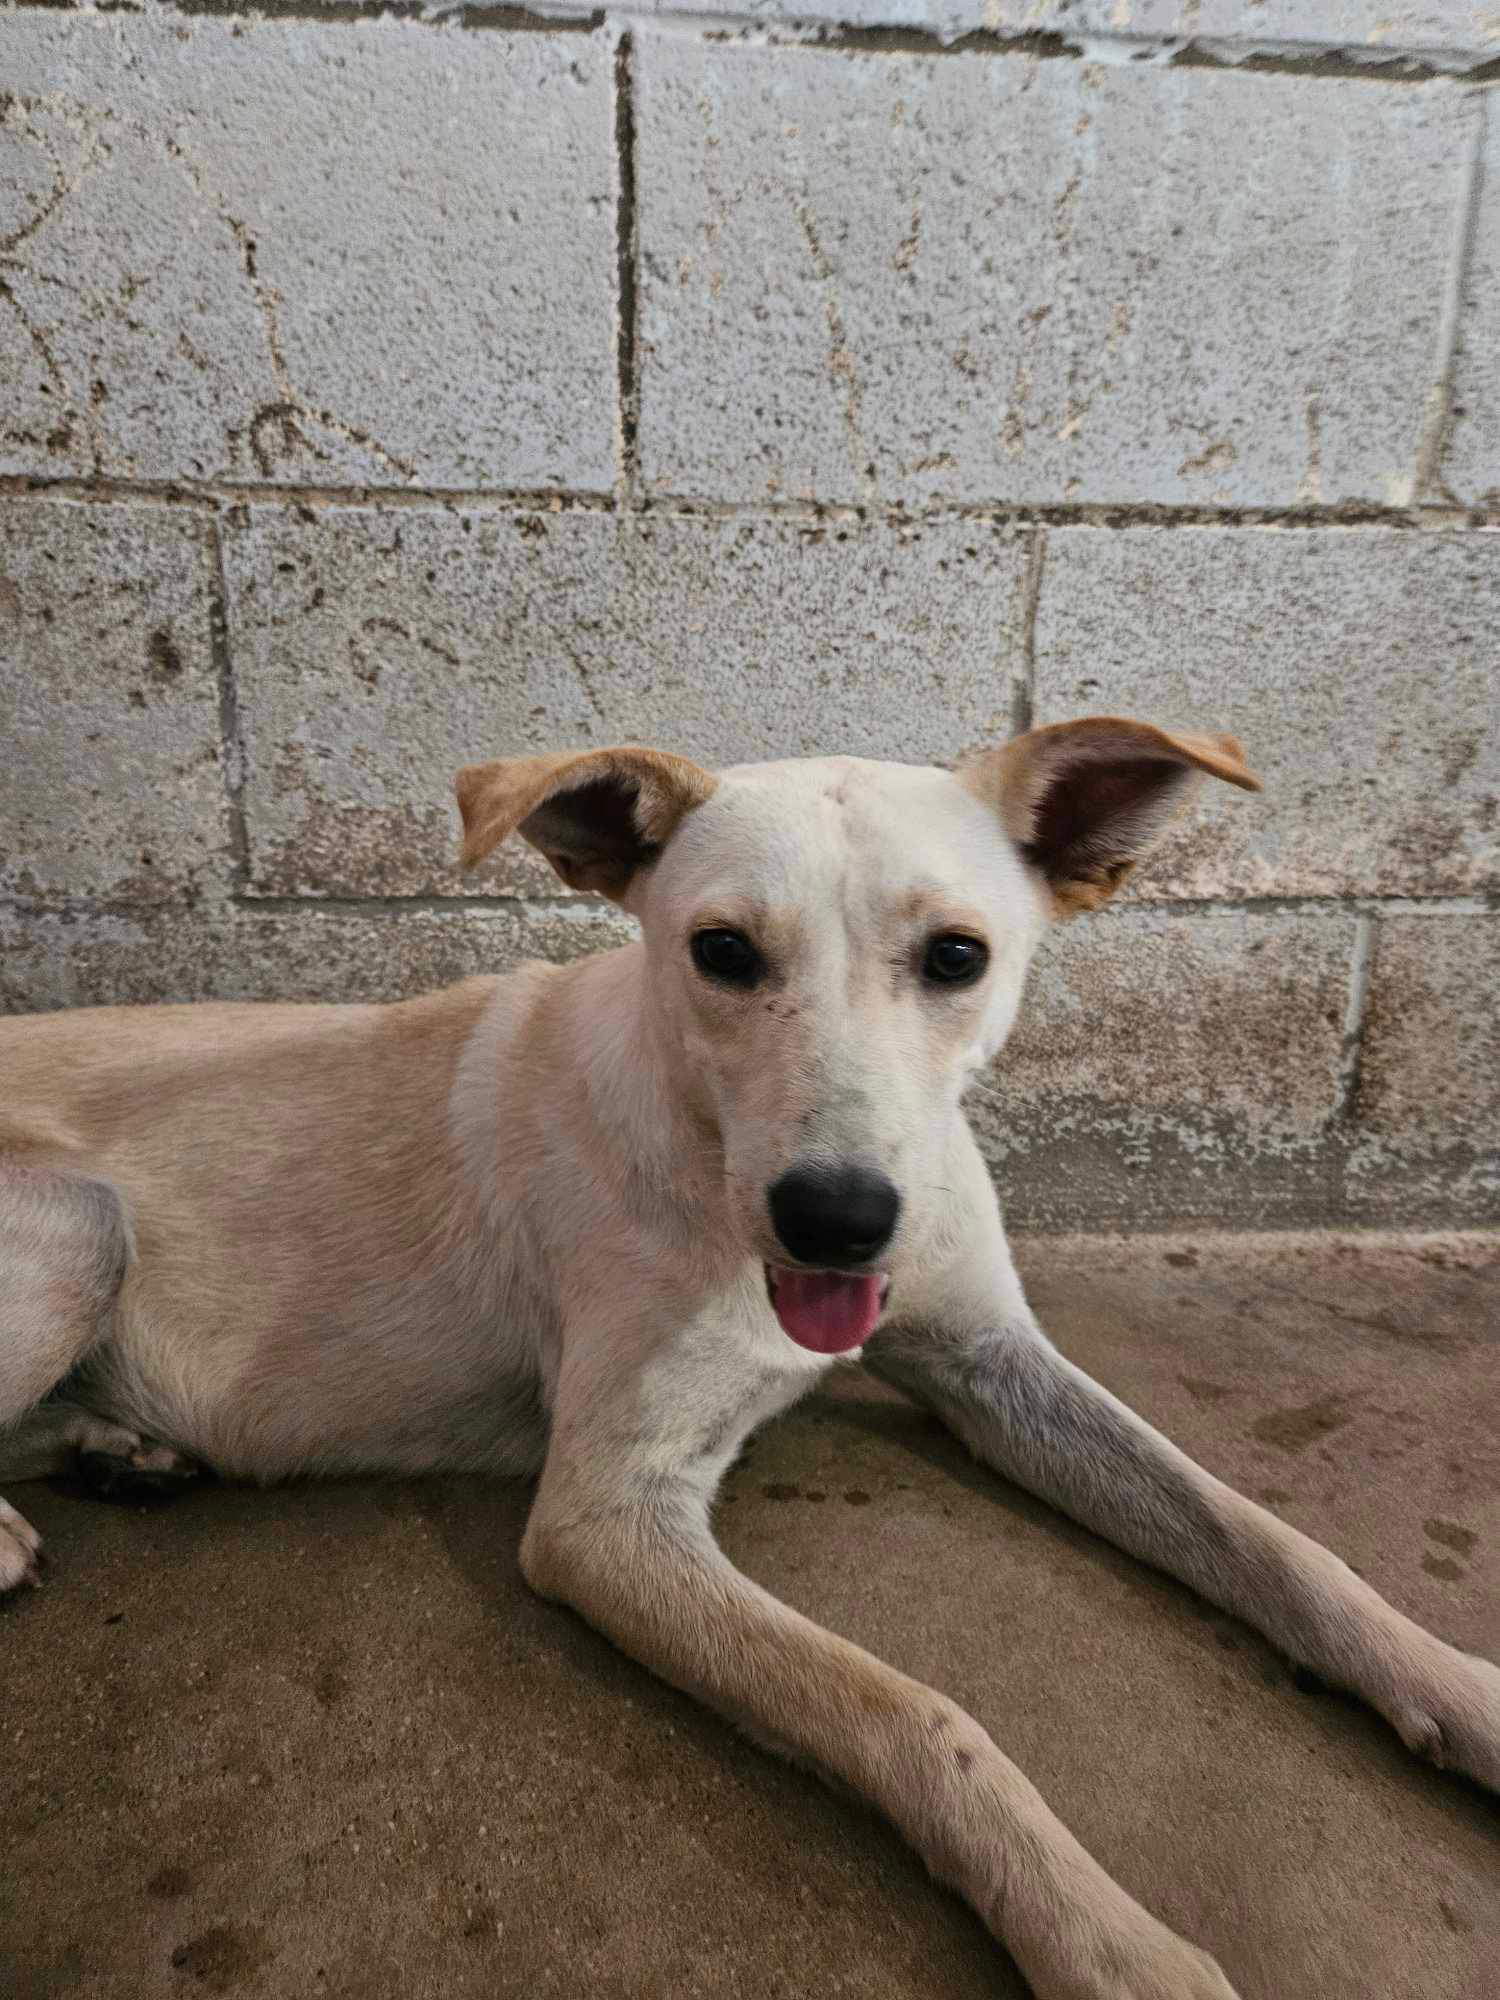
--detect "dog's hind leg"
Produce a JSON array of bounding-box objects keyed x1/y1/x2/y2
[
  {"x1": 0, "y1": 1394, "x2": 201, "y2": 1496},
  {"x1": 0, "y1": 1160, "x2": 131, "y2": 1590}
]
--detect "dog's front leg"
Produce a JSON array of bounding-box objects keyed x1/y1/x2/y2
[
  {"x1": 522, "y1": 1321, "x2": 1238, "y2": 2000},
  {"x1": 867, "y1": 1246, "x2": 1500, "y2": 1798}
]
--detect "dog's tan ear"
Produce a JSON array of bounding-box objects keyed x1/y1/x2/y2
[
  {"x1": 960, "y1": 716, "x2": 1261, "y2": 917},
  {"x1": 454, "y1": 746, "x2": 718, "y2": 899}
]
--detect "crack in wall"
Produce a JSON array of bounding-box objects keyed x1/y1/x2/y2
[
  {"x1": 0, "y1": 95, "x2": 113, "y2": 474},
  {"x1": 0, "y1": 120, "x2": 71, "y2": 261},
  {"x1": 613, "y1": 29, "x2": 641, "y2": 505},
  {"x1": 1011, "y1": 525, "x2": 1044, "y2": 736},
  {"x1": 1332, "y1": 912, "x2": 1377, "y2": 1126},
  {"x1": 559, "y1": 633, "x2": 612, "y2": 727},
  {"x1": 0, "y1": 274, "x2": 108, "y2": 478},
  {"x1": 1, "y1": 87, "x2": 420, "y2": 487},
  {"x1": 792, "y1": 197, "x2": 879, "y2": 505},
  {"x1": 208, "y1": 514, "x2": 252, "y2": 893},
  {"x1": 158, "y1": 131, "x2": 419, "y2": 484},
  {"x1": 1413, "y1": 90, "x2": 1488, "y2": 507},
  {"x1": 1294, "y1": 395, "x2": 1323, "y2": 507}
]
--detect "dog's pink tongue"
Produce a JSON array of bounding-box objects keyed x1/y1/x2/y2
[{"x1": 770, "y1": 1270, "x2": 884, "y2": 1354}]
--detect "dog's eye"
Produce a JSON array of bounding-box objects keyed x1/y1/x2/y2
[
  {"x1": 691, "y1": 927, "x2": 763, "y2": 987},
  {"x1": 922, "y1": 933, "x2": 989, "y2": 986}
]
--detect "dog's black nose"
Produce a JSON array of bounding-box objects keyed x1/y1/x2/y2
[{"x1": 767, "y1": 1163, "x2": 901, "y2": 1268}]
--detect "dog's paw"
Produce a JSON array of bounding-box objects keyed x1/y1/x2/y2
[
  {"x1": 1037, "y1": 1929, "x2": 1238, "y2": 2000},
  {"x1": 0, "y1": 1497, "x2": 43, "y2": 1595},
  {"x1": 1384, "y1": 1642, "x2": 1500, "y2": 1794},
  {"x1": 1024, "y1": 1896, "x2": 1239, "y2": 2000}
]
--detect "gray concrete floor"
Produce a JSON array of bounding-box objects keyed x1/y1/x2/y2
[{"x1": 3, "y1": 1231, "x2": 1497, "y2": 2000}]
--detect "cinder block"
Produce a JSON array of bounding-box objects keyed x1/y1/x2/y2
[
  {"x1": 1446, "y1": 93, "x2": 1499, "y2": 507},
  {"x1": 0, "y1": 900, "x2": 635, "y2": 1016},
  {"x1": 971, "y1": 908, "x2": 1355, "y2": 1229},
  {"x1": 1346, "y1": 914, "x2": 1500, "y2": 1223},
  {"x1": 0, "y1": 501, "x2": 227, "y2": 904},
  {"x1": 1034, "y1": 527, "x2": 1500, "y2": 899},
  {"x1": 0, "y1": 14, "x2": 614, "y2": 490},
  {"x1": 635, "y1": 38, "x2": 1465, "y2": 506},
  {"x1": 223, "y1": 506, "x2": 1031, "y2": 897}
]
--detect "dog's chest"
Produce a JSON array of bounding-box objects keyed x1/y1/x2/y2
[{"x1": 624, "y1": 1323, "x2": 837, "y2": 1503}]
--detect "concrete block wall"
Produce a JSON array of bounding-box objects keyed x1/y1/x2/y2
[{"x1": 2, "y1": 0, "x2": 1496, "y2": 1233}]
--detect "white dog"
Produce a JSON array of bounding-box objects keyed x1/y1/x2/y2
[{"x1": 3, "y1": 717, "x2": 1495, "y2": 2000}]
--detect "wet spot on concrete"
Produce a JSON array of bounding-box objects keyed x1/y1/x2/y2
[
  {"x1": 1251, "y1": 1396, "x2": 1354, "y2": 1453},
  {"x1": 843, "y1": 1488, "x2": 872, "y2": 1506},
  {"x1": 311, "y1": 1661, "x2": 348, "y2": 1710},
  {"x1": 459, "y1": 1896, "x2": 502, "y2": 1944},
  {"x1": 1314, "y1": 1299, "x2": 1461, "y2": 1354},
  {"x1": 1178, "y1": 1375, "x2": 1234, "y2": 1406},
  {"x1": 1423, "y1": 1518, "x2": 1476, "y2": 1557},
  {"x1": 147, "y1": 1864, "x2": 192, "y2": 1901},
  {"x1": 169, "y1": 1924, "x2": 272, "y2": 1992},
  {"x1": 761, "y1": 1482, "x2": 800, "y2": 1502},
  {"x1": 1422, "y1": 1554, "x2": 1465, "y2": 1582}
]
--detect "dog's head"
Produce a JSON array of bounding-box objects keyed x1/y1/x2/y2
[{"x1": 456, "y1": 721, "x2": 1258, "y2": 1353}]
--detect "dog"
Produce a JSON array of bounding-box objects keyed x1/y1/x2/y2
[{"x1": 2, "y1": 716, "x2": 1496, "y2": 2000}]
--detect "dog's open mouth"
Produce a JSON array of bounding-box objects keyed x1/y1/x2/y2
[{"x1": 764, "y1": 1266, "x2": 890, "y2": 1354}]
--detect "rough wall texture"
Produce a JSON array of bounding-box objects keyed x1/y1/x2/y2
[{"x1": 1, "y1": 0, "x2": 1496, "y2": 1231}]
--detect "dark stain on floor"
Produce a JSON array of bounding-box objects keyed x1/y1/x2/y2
[
  {"x1": 147, "y1": 1865, "x2": 193, "y2": 1902},
  {"x1": 1251, "y1": 1394, "x2": 1355, "y2": 1452},
  {"x1": 1424, "y1": 1518, "x2": 1478, "y2": 1558},
  {"x1": 169, "y1": 1924, "x2": 272, "y2": 1993}
]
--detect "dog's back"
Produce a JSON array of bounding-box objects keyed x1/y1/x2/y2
[
  {"x1": 2, "y1": 999, "x2": 372, "y2": 1157},
  {"x1": 1, "y1": 980, "x2": 508, "y2": 1155}
]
